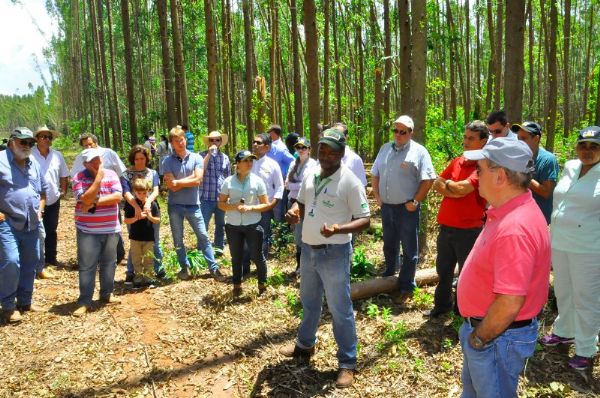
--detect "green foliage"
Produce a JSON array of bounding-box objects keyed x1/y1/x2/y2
[
  {"x1": 285, "y1": 290, "x2": 303, "y2": 319},
  {"x1": 270, "y1": 220, "x2": 294, "y2": 256},
  {"x1": 350, "y1": 246, "x2": 375, "y2": 282},
  {"x1": 411, "y1": 287, "x2": 434, "y2": 309},
  {"x1": 187, "y1": 249, "x2": 209, "y2": 277},
  {"x1": 159, "y1": 245, "x2": 208, "y2": 279},
  {"x1": 266, "y1": 267, "x2": 285, "y2": 287}
]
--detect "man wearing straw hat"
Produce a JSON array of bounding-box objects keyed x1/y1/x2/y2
[
  {"x1": 200, "y1": 131, "x2": 231, "y2": 256},
  {"x1": 32, "y1": 126, "x2": 69, "y2": 279}
]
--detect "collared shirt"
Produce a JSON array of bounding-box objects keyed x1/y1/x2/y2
[
  {"x1": 72, "y1": 168, "x2": 122, "y2": 234},
  {"x1": 252, "y1": 155, "x2": 284, "y2": 201},
  {"x1": 32, "y1": 146, "x2": 69, "y2": 206},
  {"x1": 457, "y1": 191, "x2": 550, "y2": 320},
  {"x1": 286, "y1": 157, "x2": 318, "y2": 200},
  {"x1": 220, "y1": 173, "x2": 267, "y2": 226},
  {"x1": 70, "y1": 146, "x2": 127, "y2": 178},
  {"x1": 371, "y1": 140, "x2": 436, "y2": 204},
  {"x1": 121, "y1": 168, "x2": 159, "y2": 193},
  {"x1": 437, "y1": 156, "x2": 486, "y2": 228},
  {"x1": 199, "y1": 150, "x2": 231, "y2": 201},
  {"x1": 298, "y1": 165, "x2": 370, "y2": 245},
  {"x1": 342, "y1": 147, "x2": 368, "y2": 186},
  {"x1": 0, "y1": 148, "x2": 48, "y2": 231},
  {"x1": 267, "y1": 138, "x2": 295, "y2": 177},
  {"x1": 532, "y1": 147, "x2": 559, "y2": 224},
  {"x1": 551, "y1": 159, "x2": 600, "y2": 254},
  {"x1": 162, "y1": 151, "x2": 204, "y2": 205}
]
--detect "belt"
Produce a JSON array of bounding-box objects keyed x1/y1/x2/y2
[
  {"x1": 383, "y1": 202, "x2": 408, "y2": 208},
  {"x1": 308, "y1": 244, "x2": 329, "y2": 250},
  {"x1": 464, "y1": 317, "x2": 533, "y2": 329}
]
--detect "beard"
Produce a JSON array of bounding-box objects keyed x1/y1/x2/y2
[{"x1": 12, "y1": 145, "x2": 32, "y2": 160}]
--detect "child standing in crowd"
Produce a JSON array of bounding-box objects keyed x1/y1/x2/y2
[{"x1": 124, "y1": 178, "x2": 160, "y2": 288}]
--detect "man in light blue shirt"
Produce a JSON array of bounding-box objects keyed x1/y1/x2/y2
[
  {"x1": 0, "y1": 128, "x2": 48, "y2": 323},
  {"x1": 163, "y1": 126, "x2": 225, "y2": 282},
  {"x1": 266, "y1": 124, "x2": 295, "y2": 222},
  {"x1": 371, "y1": 115, "x2": 436, "y2": 303}
]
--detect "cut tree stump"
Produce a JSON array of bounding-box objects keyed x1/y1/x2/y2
[{"x1": 351, "y1": 267, "x2": 441, "y2": 300}]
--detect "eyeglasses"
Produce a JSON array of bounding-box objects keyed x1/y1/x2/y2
[
  {"x1": 209, "y1": 138, "x2": 221, "y2": 143},
  {"x1": 17, "y1": 139, "x2": 36, "y2": 148},
  {"x1": 38, "y1": 135, "x2": 53, "y2": 141},
  {"x1": 295, "y1": 146, "x2": 308, "y2": 150},
  {"x1": 489, "y1": 128, "x2": 504, "y2": 136},
  {"x1": 239, "y1": 158, "x2": 254, "y2": 163},
  {"x1": 252, "y1": 140, "x2": 265, "y2": 145},
  {"x1": 392, "y1": 129, "x2": 410, "y2": 135},
  {"x1": 476, "y1": 164, "x2": 500, "y2": 176}
]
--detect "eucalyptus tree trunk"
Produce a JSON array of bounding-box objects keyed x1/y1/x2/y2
[
  {"x1": 545, "y1": 0, "x2": 558, "y2": 151},
  {"x1": 121, "y1": 0, "x2": 137, "y2": 146},
  {"x1": 504, "y1": 0, "x2": 526, "y2": 124},
  {"x1": 304, "y1": 0, "x2": 321, "y2": 156},
  {"x1": 172, "y1": 0, "x2": 189, "y2": 126},
  {"x1": 204, "y1": 0, "x2": 217, "y2": 130}
]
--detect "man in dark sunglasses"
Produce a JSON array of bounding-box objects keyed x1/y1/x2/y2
[
  {"x1": 485, "y1": 110, "x2": 517, "y2": 140},
  {"x1": 0, "y1": 127, "x2": 48, "y2": 323},
  {"x1": 371, "y1": 115, "x2": 436, "y2": 304}
]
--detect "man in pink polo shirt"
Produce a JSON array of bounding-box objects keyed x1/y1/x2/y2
[{"x1": 457, "y1": 138, "x2": 551, "y2": 397}]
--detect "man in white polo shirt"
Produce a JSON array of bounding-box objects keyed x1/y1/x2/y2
[{"x1": 280, "y1": 129, "x2": 370, "y2": 389}]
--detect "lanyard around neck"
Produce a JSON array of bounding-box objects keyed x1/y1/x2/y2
[{"x1": 313, "y1": 174, "x2": 332, "y2": 200}]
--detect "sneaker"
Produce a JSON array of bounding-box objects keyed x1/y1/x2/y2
[
  {"x1": 568, "y1": 355, "x2": 593, "y2": 370},
  {"x1": 17, "y1": 304, "x2": 45, "y2": 313},
  {"x1": 1, "y1": 309, "x2": 23, "y2": 323},
  {"x1": 335, "y1": 368, "x2": 355, "y2": 388},
  {"x1": 214, "y1": 248, "x2": 224, "y2": 258},
  {"x1": 178, "y1": 269, "x2": 191, "y2": 281},
  {"x1": 124, "y1": 273, "x2": 134, "y2": 285},
  {"x1": 279, "y1": 344, "x2": 315, "y2": 358},
  {"x1": 539, "y1": 333, "x2": 575, "y2": 346},
  {"x1": 210, "y1": 269, "x2": 227, "y2": 282}
]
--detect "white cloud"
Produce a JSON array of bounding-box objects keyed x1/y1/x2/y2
[{"x1": 0, "y1": 0, "x2": 58, "y2": 96}]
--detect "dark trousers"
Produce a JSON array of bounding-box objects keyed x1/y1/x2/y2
[
  {"x1": 42, "y1": 200, "x2": 61, "y2": 264},
  {"x1": 434, "y1": 225, "x2": 481, "y2": 312},
  {"x1": 243, "y1": 210, "x2": 273, "y2": 271},
  {"x1": 226, "y1": 223, "x2": 267, "y2": 285}
]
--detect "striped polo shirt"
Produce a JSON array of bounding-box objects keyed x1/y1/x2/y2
[{"x1": 72, "y1": 168, "x2": 122, "y2": 234}]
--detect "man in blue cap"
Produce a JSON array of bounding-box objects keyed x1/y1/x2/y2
[{"x1": 0, "y1": 128, "x2": 48, "y2": 323}]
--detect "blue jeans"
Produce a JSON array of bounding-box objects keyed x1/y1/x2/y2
[
  {"x1": 126, "y1": 222, "x2": 164, "y2": 276},
  {"x1": 168, "y1": 203, "x2": 218, "y2": 272},
  {"x1": 0, "y1": 221, "x2": 39, "y2": 310},
  {"x1": 273, "y1": 191, "x2": 289, "y2": 222},
  {"x1": 297, "y1": 242, "x2": 357, "y2": 369},
  {"x1": 76, "y1": 230, "x2": 119, "y2": 306},
  {"x1": 200, "y1": 200, "x2": 226, "y2": 250},
  {"x1": 459, "y1": 319, "x2": 538, "y2": 398},
  {"x1": 37, "y1": 221, "x2": 46, "y2": 273},
  {"x1": 381, "y1": 203, "x2": 420, "y2": 292}
]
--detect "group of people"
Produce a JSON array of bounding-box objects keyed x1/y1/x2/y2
[{"x1": 0, "y1": 109, "x2": 598, "y2": 394}]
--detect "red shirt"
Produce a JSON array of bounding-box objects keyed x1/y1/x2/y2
[
  {"x1": 437, "y1": 157, "x2": 486, "y2": 228},
  {"x1": 457, "y1": 191, "x2": 551, "y2": 320}
]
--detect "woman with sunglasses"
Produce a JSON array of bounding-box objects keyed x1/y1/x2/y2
[
  {"x1": 218, "y1": 150, "x2": 271, "y2": 297},
  {"x1": 539, "y1": 126, "x2": 600, "y2": 371},
  {"x1": 285, "y1": 138, "x2": 317, "y2": 271}
]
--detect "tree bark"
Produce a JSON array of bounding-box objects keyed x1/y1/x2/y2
[
  {"x1": 172, "y1": 0, "x2": 190, "y2": 126},
  {"x1": 106, "y1": 2, "x2": 123, "y2": 150},
  {"x1": 398, "y1": 0, "x2": 411, "y2": 114},
  {"x1": 410, "y1": 0, "x2": 427, "y2": 142},
  {"x1": 545, "y1": 0, "x2": 558, "y2": 151},
  {"x1": 243, "y1": 0, "x2": 255, "y2": 147},
  {"x1": 304, "y1": 0, "x2": 321, "y2": 156},
  {"x1": 204, "y1": 0, "x2": 217, "y2": 131},
  {"x1": 220, "y1": 0, "x2": 231, "y2": 139},
  {"x1": 504, "y1": 0, "x2": 526, "y2": 123},
  {"x1": 464, "y1": 0, "x2": 471, "y2": 120},
  {"x1": 493, "y1": 0, "x2": 504, "y2": 109},
  {"x1": 333, "y1": 0, "x2": 342, "y2": 122},
  {"x1": 383, "y1": 0, "x2": 391, "y2": 120},
  {"x1": 582, "y1": 4, "x2": 594, "y2": 122},
  {"x1": 323, "y1": 0, "x2": 331, "y2": 125},
  {"x1": 562, "y1": 0, "x2": 571, "y2": 136},
  {"x1": 290, "y1": 0, "x2": 303, "y2": 134},
  {"x1": 121, "y1": 0, "x2": 137, "y2": 146},
  {"x1": 445, "y1": 0, "x2": 458, "y2": 121},
  {"x1": 157, "y1": 0, "x2": 177, "y2": 128},
  {"x1": 132, "y1": 0, "x2": 148, "y2": 120}
]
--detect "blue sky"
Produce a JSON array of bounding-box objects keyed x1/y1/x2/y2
[{"x1": 0, "y1": 0, "x2": 56, "y2": 96}]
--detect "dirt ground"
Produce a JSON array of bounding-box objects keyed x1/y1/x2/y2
[{"x1": 0, "y1": 196, "x2": 598, "y2": 398}]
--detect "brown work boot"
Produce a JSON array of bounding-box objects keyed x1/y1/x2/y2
[
  {"x1": 279, "y1": 344, "x2": 315, "y2": 358},
  {"x1": 336, "y1": 368, "x2": 355, "y2": 388},
  {"x1": 17, "y1": 304, "x2": 45, "y2": 313},
  {"x1": 392, "y1": 291, "x2": 413, "y2": 305},
  {"x1": 1, "y1": 309, "x2": 23, "y2": 324},
  {"x1": 73, "y1": 305, "x2": 89, "y2": 317},
  {"x1": 36, "y1": 269, "x2": 54, "y2": 279},
  {"x1": 99, "y1": 295, "x2": 122, "y2": 305},
  {"x1": 232, "y1": 284, "x2": 242, "y2": 298}
]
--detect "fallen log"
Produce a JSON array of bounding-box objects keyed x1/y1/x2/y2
[{"x1": 350, "y1": 267, "x2": 441, "y2": 300}]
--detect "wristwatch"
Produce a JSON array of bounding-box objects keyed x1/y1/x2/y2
[
  {"x1": 410, "y1": 199, "x2": 419, "y2": 206},
  {"x1": 469, "y1": 331, "x2": 485, "y2": 350}
]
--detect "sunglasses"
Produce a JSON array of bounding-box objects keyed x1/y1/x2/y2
[
  {"x1": 490, "y1": 128, "x2": 504, "y2": 136},
  {"x1": 252, "y1": 140, "x2": 265, "y2": 145},
  {"x1": 391, "y1": 129, "x2": 410, "y2": 135},
  {"x1": 209, "y1": 138, "x2": 221, "y2": 143},
  {"x1": 38, "y1": 135, "x2": 53, "y2": 140},
  {"x1": 17, "y1": 139, "x2": 36, "y2": 148},
  {"x1": 239, "y1": 158, "x2": 254, "y2": 163},
  {"x1": 295, "y1": 146, "x2": 309, "y2": 150}
]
